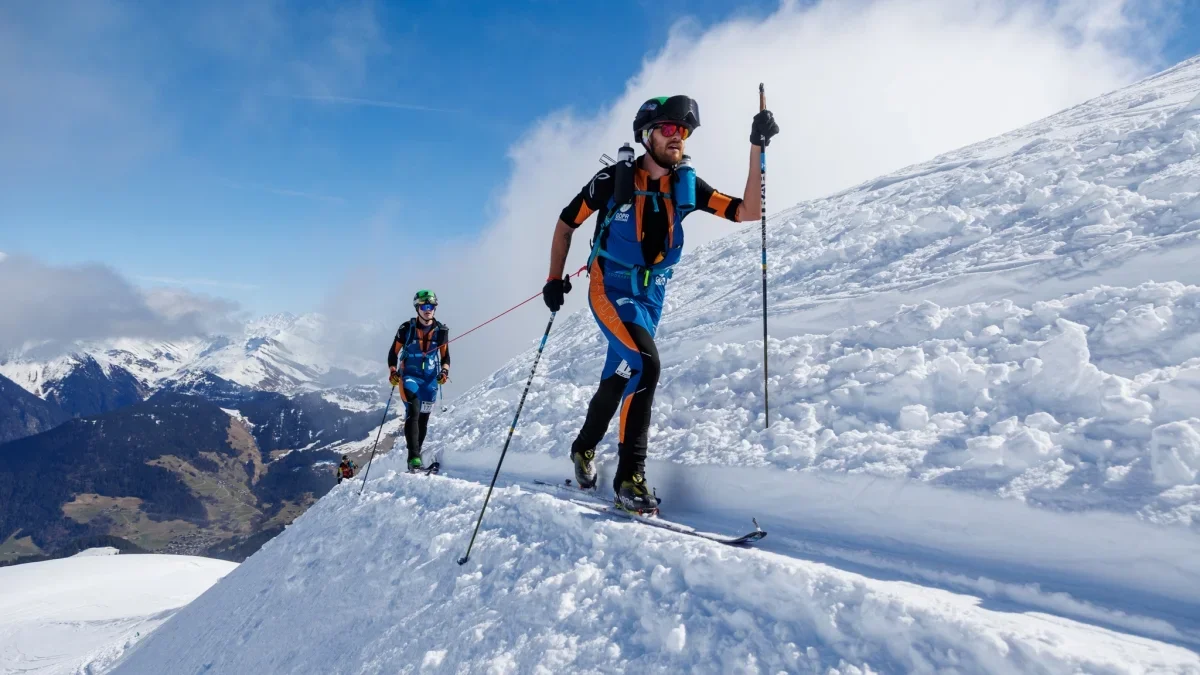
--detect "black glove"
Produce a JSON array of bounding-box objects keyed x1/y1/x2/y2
[
  {"x1": 751, "y1": 109, "x2": 779, "y2": 146},
  {"x1": 542, "y1": 275, "x2": 572, "y2": 312}
]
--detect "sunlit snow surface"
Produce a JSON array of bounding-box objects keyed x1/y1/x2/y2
[
  {"x1": 0, "y1": 554, "x2": 234, "y2": 674},
  {"x1": 112, "y1": 470, "x2": 1199, "y2": 674}
]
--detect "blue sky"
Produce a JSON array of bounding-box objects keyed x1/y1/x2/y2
[
  {"x1": 1, "y1": 0, "x2": 1197, "y2": 325},
  {"x1": 1, "y1": 0, "x2": 779, "y2": 315}
]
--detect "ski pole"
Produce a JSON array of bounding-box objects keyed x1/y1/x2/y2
[
  {"x1": 457, "y1": 311, "x2": 557, "y2": 565},
  {"x1": 357, "y1": 384, "x2": 396, "y2": 496},
  {"x1": 758, "y1": 83, "x2": 771, "y2": 429}
]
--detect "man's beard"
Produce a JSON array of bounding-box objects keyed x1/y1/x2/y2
[{"x1": 648, "y1": 143, "x2": 681, "y2": 169}]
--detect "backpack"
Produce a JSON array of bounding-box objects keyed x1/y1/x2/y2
[
  {"x1": 398, "y1": 319, "x2": 449, "y2": 375},
  {"x1": 587, "y1": 149, "x2": 697, "y2": 275}
]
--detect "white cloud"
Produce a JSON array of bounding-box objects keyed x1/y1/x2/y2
[
  {"x1": 325, "y1": 0, "x2": 1161, "y2": 390},
  {"x1": 0, "y1": 254, "x2": 242, "y2": 354}
]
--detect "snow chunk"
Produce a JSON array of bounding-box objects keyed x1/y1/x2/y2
[
  {"x1": 897, "y1": 405, "x2": 930, "y2": 431},
  {"x1": 1150, "y1": 420, "x2": 1200, "y2": 486}
]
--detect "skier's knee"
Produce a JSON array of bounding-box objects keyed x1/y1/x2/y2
[{"x1": 626, "y1": 323, "x2": 660, "y2": 389}]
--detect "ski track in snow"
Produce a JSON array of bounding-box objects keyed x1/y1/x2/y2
[
  {"x1": 104, "y1": 58, "x2": 1200, "y2": 673},
  {"x1": 0, "y1": 554, "x2": 234, "y2": 675}
]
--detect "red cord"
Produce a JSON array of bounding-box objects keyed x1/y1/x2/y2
[{"x1": 447, "y1": 265, "x2": 586, "y2": 346}]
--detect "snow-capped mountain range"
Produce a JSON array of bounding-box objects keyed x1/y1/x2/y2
[{"x1": 0, "y1": 312, "x2": 378, "y2": 406}]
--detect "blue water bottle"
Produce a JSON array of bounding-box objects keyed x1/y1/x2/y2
[{"x1": 673, "y1": 154, "x2": 696, "y2": 212}]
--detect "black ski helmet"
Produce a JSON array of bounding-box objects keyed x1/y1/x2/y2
[
  {"x1": 633, "y1": 95, "x2": 701, "y2": 138},
  {"x1": 342, "y1": 455, "x2": 348, "y2": 461}
]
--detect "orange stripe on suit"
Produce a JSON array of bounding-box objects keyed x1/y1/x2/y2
[{"x1": 588, "y1": 261, "x2": 638, "y2": 352}]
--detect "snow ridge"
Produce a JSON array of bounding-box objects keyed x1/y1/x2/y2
[{"x1": 111, "y1": 462, "x2": 1200, "y2": 675}]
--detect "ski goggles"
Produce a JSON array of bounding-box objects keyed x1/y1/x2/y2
[
  {"x1": 654, "y1": 122, "x2": 692, "y2": 140},
  {"x1": 417, "y1": 303, "x2": 437, "y2": 312}
]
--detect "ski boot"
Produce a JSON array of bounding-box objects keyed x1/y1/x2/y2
[
  {"x1": 571, "y1": 448, "x2": 598, "y2": 490},
  {"x1": 614, "y1": 473, "x2": 659, "y2": 515},
  {"x1": 407, "y1": 457, "x2": 423, "y2": 473}
]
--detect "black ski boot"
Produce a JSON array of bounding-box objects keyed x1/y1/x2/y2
[
  {"x1": 614, "y1": 473, "x2": 659, "y2": 515},
  {"x1": 571, "y1": 448, "x2": 598, "y2": 490}
]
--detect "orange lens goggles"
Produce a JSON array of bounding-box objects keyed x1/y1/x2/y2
[{"x1": 656, "y1": 122, "x2": 691, "y2": 140}]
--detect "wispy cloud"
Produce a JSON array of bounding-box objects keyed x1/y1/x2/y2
[
  {"x1": 137, "y1": 275, "x2": 261, "y2": 292},
  {"x1": 280, "y1": 93, "x2": 458, "y2": 114},
  {"x1": 219, "y1": 178, "x2": 345, "y2": 204}
]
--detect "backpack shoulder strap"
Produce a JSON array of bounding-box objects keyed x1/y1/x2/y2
[{"x1": 588, "y1": 195, "x2": 620, "y2": 270}]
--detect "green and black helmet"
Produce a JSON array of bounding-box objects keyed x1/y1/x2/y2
[
  {"x1": 413, "y1": 289, "x2": 438, "y2": 307},
  {"x1": 633, "y1": 95, "x2": 701, "y2": 136}
]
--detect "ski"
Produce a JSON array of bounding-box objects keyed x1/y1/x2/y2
[
  {"x1": 408, "y1": 461, "x2": 440, "y2": 476},
  {"x1": 529, "y1": 479, "x2": 766, "y2": 547}
]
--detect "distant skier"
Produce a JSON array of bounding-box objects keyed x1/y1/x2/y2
[
  {"x1": 336, "y1": 455, "x2": 357, "y2": 484},
  {"x1": 543, "y1": 94, "x2": 778, "y2": 513},
  {"x1": 387, "y1": 290, "x2": 451, "y2": 471}
]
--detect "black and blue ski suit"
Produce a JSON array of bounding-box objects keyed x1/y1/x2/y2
[
  {"x1": 559, "y1": 155, "x2": 742, "y2": 488},
  {"x1": 387, "y1": 319, "x2": 450, "y2": 462}
]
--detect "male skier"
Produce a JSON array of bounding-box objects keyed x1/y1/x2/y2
[
  {"x1": 543, "y1": 94, "x2": 778, "y2": 513},
  {"x1": 387, "y1": 290, "x2": 451, "y2": 471}
]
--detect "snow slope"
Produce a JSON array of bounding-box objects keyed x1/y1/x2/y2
[
  {"x1": 113, "y1": 59, "x2": 1200, "y2": 672},
  {"x1": 111, "y1": 466, "x2": 1200, "y2": 675},
  {"x1": 0, "y1": 554, "x2": 234, "y2": 674}
]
